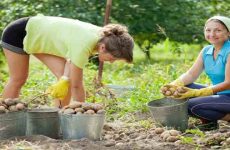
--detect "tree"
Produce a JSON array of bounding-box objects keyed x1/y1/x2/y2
[
  {"x1": 110, "y1": 0, "x2": 213, "y2": 58},
  {"x1": 1, "y1": 0, "x2": 230, "y2": 60}
]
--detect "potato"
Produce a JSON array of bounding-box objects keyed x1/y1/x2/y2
[
  {"x1": 165, "y1": 91, "x2": 172, "y2": 96},
  {"x1": 13, "y1": 98, "x2": 22, "y2": 104},
  {"x1": 166, "y1": 136, "x2": 179, "y2": 142},
  {"x1": 62, "y1": 105, "x2": 69, "y2": 110},
  {"x1": 160, "y1": 131, "x2": 170, "y2": 138},
  {"x1": 21, "y1": 102, "x2": 28, "y2": 108},
  {"x1": 76, "y1": 111, "x2": 83, "y2": 115},
  {"x1": 75, "y1": 107, "x2": 85, "y2": 113},
  {"x1": 4, "y1": 98, "x2": 16, "y2": 106},
  {"x1": 161, "y1": 87, "x2": 167, "y2": 91},
  {"x1": 97, "y1": 109, "x2": 105, "y2": 114},
  {"x1": 8, "y1": 105, "x2": 18, "y2": 112},
  {"x1": 161, "y1": 91, "x2": 166, "y2": 95},
  {"x1": 93, "y1": 104, "x2": 103, "y2": 111},
  {"x1": 69, "y1": 101, "x2": 82, "y2": 109},
  {"x1": 177, "y1": 87, "x2": 187, "y2": 93},
  {"x1": 0, "y1": 103, "x2": 8, "y2": 109},
  {"x1": 169, "y1": 87, "x2": 176, "y2": 93},
  {"x1": 63, "y1": 108, "x2": 75, "y2": 114},
  {"x1": 163, "y1": 132, "x2": 171, "y2": 141},
  {"x1": 84, "y1": 109, "x2": 95, "y2": 114},
  {"x1": 169, "y1": 129, "x2": 180, "y2": 136},
  {"x1": 155, "y1": 127, "x2": 164, "y2": 134},
  {"x1": 226, "y1": 137, "x2": 230, "y2": 144},
  {"x1": 82, "y1": 103, "x2": 93, "y2": 110},
  {"x1": 16, "y1": 103, "x2": 25, "y2": 110},
  {"x1": 172, "y1": 91, "x2": 179, "y2": 97},
  {"x1": 0, "y1": 106, "x2": 6, "y2": 113},
  {"x1": 160, "y1": 87, "x2": 167, "y2": 93}
]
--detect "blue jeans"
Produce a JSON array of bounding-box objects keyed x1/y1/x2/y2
[{"x1": 187, "y1": 83, "x2": 230, "y2": 121}]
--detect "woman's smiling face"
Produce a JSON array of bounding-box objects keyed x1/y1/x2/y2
[{"x1": 204, "y1": 20, "x2": 230, "y2": 46}]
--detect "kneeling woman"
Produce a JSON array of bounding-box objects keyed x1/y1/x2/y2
[{"x1": 162, "y1": 16, "x2": 230, "y2": 130}]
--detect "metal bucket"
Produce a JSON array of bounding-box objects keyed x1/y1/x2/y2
[
  {"x1": 147, "y1": 98, "x2": 188, "y2": 131},
  {"x1": 106, "y1": 84, "x2": 135, "y2": 98},
  {"x1": 26, "y1": 108, "x2": 60, "y2": 139},
  {"x1": 0, "y1": 111, "x2": 26, "y2": 139},
  {"x1": 60, "y1": 114, "x2": 105, "y2": 140}
]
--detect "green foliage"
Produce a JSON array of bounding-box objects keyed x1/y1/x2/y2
[
  {"x1": 185, "y1": 129, "x2": 205, "y2": 138},
  {"x1": 0, "y1": 0, "x2": 106, "y2": 72},
  {"x1": 0, "y1": 0, "x2": 105, "y2": 32},
  {"x1": 110, "y1": 0, "x2": 209, "y2": 58},
  {"x1": 1, "y1": 0, "x2": 230, "y2": 60},
  {"x1": 179, "y1": 129, "x2": 205, "y2": 149},
  {"x1": 138, "y1": 119, "x2": 153, "y2": 129},
  {"x1": 0, "y1": 51, "x2": 5, "y2": 69},
  {"x1": 180, "y1": 136, "x2": 196, "y2": 145}
]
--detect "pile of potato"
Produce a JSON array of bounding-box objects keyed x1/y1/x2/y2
[
  {"x1": 60, "y1": 101, "x2": 105, "y2": 115},
  {"x1": 155, "y1": 127, "x2": 180, "y2": 142},
  {"x1": 0, "y1": 98, "x2": 28, "y2": 113},
  {"x1": 161, "y1": 85, "x2": 187, "y2": 97},
  {"x1": 160, "y1": 129, "x2": 180, "y2": 142}
]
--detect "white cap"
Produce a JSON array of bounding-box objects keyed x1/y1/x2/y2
[{"x1": 207, "y1": 16, "x2": 230, "y2": 31}]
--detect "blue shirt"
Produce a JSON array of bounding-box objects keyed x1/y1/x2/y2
[{"x1": 202, "y1": 40, "x2": 230, "y2": 94}]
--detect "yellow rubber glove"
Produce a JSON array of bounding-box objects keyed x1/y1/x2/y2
[
  {"x1": 46, "y1": 76, "x2": 69, "y2": 100},
  {"x1": 174, "y1": 87, "x2": 213, "y2": 99},
  {"x1": 170, "y1": 78, "x2": 184, "y2": 86}
]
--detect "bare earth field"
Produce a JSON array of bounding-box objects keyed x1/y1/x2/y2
[{"x1": 0, "y1": 113, "x2": 229, "y2": 150}]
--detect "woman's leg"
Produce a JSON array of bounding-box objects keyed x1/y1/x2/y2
[
  {"x1": 33, "y1": 53, "x2": 71, "y2": 107},
  {"x1": 2, "y1": 49, "x2": 29, "y2": 98},
  {"x1": 187, "y1": 83, "x2": 230, "y2": 121},
  {"x1": 186, "y1": 83, "x2": 207, "y2": 89},
  {"x1": 188, "y1": 95, "x2": 230, "y2": 121}
]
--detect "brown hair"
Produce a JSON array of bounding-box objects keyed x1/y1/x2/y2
[{"x1": 98, "y1": 24, "x2": 134, "y2": 63}]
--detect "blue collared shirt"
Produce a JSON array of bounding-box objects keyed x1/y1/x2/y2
[{"x1": 202, "y1": 40, "x2": 230, "y2": 94}]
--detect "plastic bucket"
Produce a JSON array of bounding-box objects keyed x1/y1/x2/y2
[
  {"x1": 0, "y1": 111, "x2": 26, "y2": 139},
  {"x1": 26, "y1": 108, "x2": 60, "y2": 139},
  {"x1": 106, "y1": 84, "x2": 135, "y2": 98},
  {"x1": 60, "y1": 114, "x2": 105, "y2": 140},
  {"x1": 147, "y1": 98, "x2": 188, "y2": 131}
]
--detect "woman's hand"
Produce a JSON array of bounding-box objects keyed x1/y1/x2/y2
[
  {"x1": 46, "y1": 76, "x2": 69, "y2": 100},
  {"x1": 173, "y1": 87, "x2": 213, "y2": 99}
]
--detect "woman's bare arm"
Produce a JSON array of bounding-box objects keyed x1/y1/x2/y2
[
  {"x1": 69, "y1": 63, "x2": 85, "y2": 102},
  {"x1": 180, "y1": 51, "x2": 204, "y2": 85},
  {"x1": 212, "y1": 55, "x2": 230, "y2": 93}
]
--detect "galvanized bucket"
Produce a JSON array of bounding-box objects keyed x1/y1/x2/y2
[
  {"x1": 147, "y1": 98, "x2": 188, "y2": 131},
  {"x1": 0, "y1": 111, "x2": 26, "y2": 139},
  {"x1": 60, "y1": 114, "x2": 105, "y2": 140},
  {"x1": 106, "y1": 84, "x2": 135, "y2": 98},
  {"x1": 26, "y1": 108, "x2": 60, "y2": 139}
]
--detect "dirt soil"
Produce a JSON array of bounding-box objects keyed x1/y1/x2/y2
[{"x1": 0, "y1": 112, "x2": 230, "y2": 150}]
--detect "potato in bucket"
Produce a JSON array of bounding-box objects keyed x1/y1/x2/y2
[{"x1": 60, "y1": 102, "x2": 105, "y2": 140}]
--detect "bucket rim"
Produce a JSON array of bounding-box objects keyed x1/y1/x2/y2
[
  {"x1": 27, "y1": 108, "x2": 60, "y2": 113},
  {"x1": 0, "y1": 110, "x2": 26, "y2": 115},
  {"x1": 147, "y1": 97, "x2": 188, "y2": 109},
  {"x1": 60, "y1": 113, "x2": 105, "y2": 117}
]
